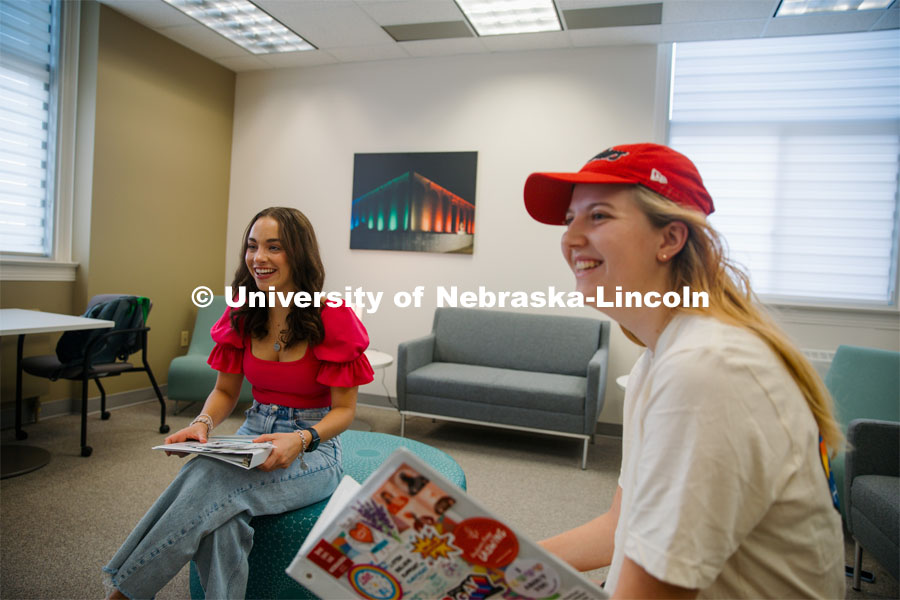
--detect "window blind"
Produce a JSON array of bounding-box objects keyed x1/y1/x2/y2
[
  {"x1": 0, "y1": 0, "x2": 57, "y2": 256},
  {"x1": 669, "y1": 31, "x2": 900, "y2": 305}
]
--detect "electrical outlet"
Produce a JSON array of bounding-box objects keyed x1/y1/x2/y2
[{"x1": 180, "y1": 330, "x2": 189, "y2": 347}]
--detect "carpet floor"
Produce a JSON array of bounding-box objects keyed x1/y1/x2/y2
[{"x1": 1, "y1": 400, "x2": 896, "y2": 599}]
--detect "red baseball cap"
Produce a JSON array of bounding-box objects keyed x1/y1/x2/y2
[{"x1": 524, "y1": 143, "x2": 714, "y2": 224}]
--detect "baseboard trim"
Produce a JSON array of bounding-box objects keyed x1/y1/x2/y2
[
  {"x1": 357, "y1": 392, "x2": 400, "y2": 411},
  {"x1": 0, "y1": 384, "x2": 168, "y2": 430},
  {"x1": 595, "y1": 421, "x2": 623, "y2": 438}
]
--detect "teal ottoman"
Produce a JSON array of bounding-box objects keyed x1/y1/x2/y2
[{"x1": 189, "y1": 430, "x2": 466, "y2": 599}]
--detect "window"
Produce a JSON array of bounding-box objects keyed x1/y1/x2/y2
[
  {"x1": 668, "y1": 31, "x2": 900, "y2": 307},
  {"x1": 0, "y1": 0, "x2": 60, "y2": 255}
]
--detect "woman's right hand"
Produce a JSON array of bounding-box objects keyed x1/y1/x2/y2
[{"x1": 163, "y1": 423, "x2": 209, "y2": 457}]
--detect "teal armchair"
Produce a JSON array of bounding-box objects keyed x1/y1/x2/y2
[
  {"x1": 167, "y1": 296, "x2": 252, "y2": 413},
  {"x1": 824, "y1": 345, "x2": 900, "y2": 519}
]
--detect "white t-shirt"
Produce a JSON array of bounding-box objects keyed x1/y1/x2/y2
[{"x1": 605, "y1": 313, "x2": 844, "y2": 598}]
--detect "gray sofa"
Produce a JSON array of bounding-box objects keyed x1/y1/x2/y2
[
  {"x1": 397, "y1": 307, "x2": 610, "y2": 468},
  {"x1": 846, "y1": 418, "x2": 899, "y2": 590}
]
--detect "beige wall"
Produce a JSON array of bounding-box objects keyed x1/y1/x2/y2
[
  {"x1": 80, "y1": 5, "x2": 235, "y2": 395},
  {"x1": 1, "y1": 4, "x2": 235, "y2": 409}
]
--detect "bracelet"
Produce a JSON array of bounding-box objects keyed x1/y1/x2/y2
[
  {"x1": 191, "y1": 413, "x2": 214, "y2": 436},
  {"x1": 297, "y1": 430, "x2": 309, "y2": 470}
]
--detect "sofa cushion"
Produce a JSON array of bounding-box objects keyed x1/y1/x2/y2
[
  {"x1": 406, "y1": 362, "x2": 586, "y2": 415},
  {"x1": 851, "y1": 475, "x2": 900, "y2": 543},
  {"x1": 432, "y1": 308, "x2": 601, "y2": 377}
]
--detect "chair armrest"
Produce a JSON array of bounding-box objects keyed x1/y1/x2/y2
[
  {"x1": 845, "y1": 418, "x2": 899, "y2": 528},
  {"x1": 584, "y1": 345, "x2": 609, "y2": 436},
  {"x1": 396, "y1": 334, "x2": 435, "y2": 410}
]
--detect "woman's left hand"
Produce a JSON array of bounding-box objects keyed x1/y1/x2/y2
[{"x1": 253, "y1": 432, "x2": 306, "y2": 471}]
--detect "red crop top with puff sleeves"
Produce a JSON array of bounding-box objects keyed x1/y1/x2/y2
[{"x1": 206, "y1": 303, "x2": 374, "y2": 409}]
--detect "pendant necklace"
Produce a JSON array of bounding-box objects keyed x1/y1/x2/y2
[{"x1": 273, "y1": 326, "x2": 286, "y2": 352}]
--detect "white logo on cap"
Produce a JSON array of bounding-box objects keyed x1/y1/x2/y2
[{"x1": 650, "y1": 168, "x2": 668, "y2": 185}]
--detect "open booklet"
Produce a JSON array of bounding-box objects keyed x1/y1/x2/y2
[
  {"x1": 286, "y1": 447, "x2": 608, "y2": 600},
  {"x1": 152, "y1": 435, "x2": 274, "y2": 470}
]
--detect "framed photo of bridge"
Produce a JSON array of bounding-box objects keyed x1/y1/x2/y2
[{"x1": 350, "y1": 151, "x2": 478, "y2": 254}]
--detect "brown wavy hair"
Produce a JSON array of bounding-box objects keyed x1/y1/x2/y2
[
  {"x1": 229, "y1": 207, "x2": 325, "y2": 348},
  {"x1": 625, "y1": 185, "x2": 843, "y2": 454}
]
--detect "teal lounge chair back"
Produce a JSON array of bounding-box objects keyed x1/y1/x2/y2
[
  {"x1": 825, "y1": 344, "x2": 900, "y2": 519},
  {"x1": 190, "y1": 296, "x2": 229, "y2": 356},
  {"x1": 168, "y1": 296, "x2": 252, "y2": 410}
]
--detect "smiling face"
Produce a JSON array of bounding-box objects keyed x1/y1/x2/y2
[
  {"x1": 561, "y1": 184, "x2": 669, "y2": 310},
  {"x1": 245, "y1": 216, "x2": 295, "y2": 293}
]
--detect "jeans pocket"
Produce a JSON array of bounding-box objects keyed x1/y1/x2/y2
[{"x1": 292, "y1": 408, "x2": 329, "y2": 430}]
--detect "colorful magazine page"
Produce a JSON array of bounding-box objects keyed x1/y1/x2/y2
[{"x1": 286, "y1": 447, "x2": 608, "y2": 600}]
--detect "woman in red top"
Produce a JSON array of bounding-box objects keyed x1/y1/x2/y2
[{"x1": 104, "y1": 207, "x2": 374, "y2": 600}]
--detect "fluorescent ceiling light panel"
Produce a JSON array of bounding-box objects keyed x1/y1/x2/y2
[
  {"x1": 162, "y1": 0, "x2": 315, "y2": 54},
  {"x1": 776, "y1": 0, "x2": 894, "y2": 16},
  {"x1": 454, "y1": 0, "x2": 562, "y2": 36}
]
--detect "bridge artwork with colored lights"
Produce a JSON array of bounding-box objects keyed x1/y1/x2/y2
[{"x1": 351, "y1": 170, "x2": 476, "y2": 254}]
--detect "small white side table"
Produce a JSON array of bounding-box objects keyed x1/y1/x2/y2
[
  {"x1": 365, "y1": 349, "x2": 393, "y2": 371},
  {"x1": 365, "y1": 349, "x2": 394, "y2": 403},
  {"x1": 350, "y1": 349, "x2": 395, "y2": 432},
  {"x1": 615, "y1": 375, "x2": 629, "y2": 392}
]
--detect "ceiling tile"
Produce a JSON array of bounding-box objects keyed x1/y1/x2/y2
[
  {"x1": 564, "y1": 3, "x2": 662, "y2": 29},
  {"x1": 569, "y1": 24, "x2": 662, "y2": 46},
  {"x1": 400, "y1": 37, "x2": 488, "y2": 58},
  {"x1": 157, "y1": 23, "x2": 248, "y2": 59},
  {"x1": 662, "y1": 19, "x2": 769, "y2": 42},
  {"x1": 557, "y1": 0, "x2": 663, "y2": 8},
  {"x1": 479, "y1": 30, "x2": 572, "y2": 52},
  {"x1": 383, "y1": 21, "x2": 472, "y2": 41},
  {"x1": 764, "y1": 10, "x2": 885, "y2": 37},
  {"x1": 354, "y1": 0, "x2": 464, "y2": 25},
  {"x1": 327, "y1": 43, "x2": 411, "y2": 62},
  {"x1": 98, "y1": 0, "x2": 193, "y2": 29},
  {"x1": 213, "y1": 55, "x2": 271, "y2": 72},
  {"x1": 258, "y1": 50, "x2": 340, "y2": 69},
  {"x1": 663, "y1": 1, "x2": 777, "y2": 24},
  {"x1": 256, "y1": 0, "x2": 392, "y2": 48}
]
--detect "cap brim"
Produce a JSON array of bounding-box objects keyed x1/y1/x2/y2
[{"x1": 524, "y1": 171, "x2": 637, "y2": 225}]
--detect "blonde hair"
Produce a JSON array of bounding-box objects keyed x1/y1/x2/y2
[{"x1": 626, "y1": 185, "x2": 843, "y2": 454}]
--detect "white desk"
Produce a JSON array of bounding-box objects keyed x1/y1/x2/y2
[{"x1": 0, "y1": 309, "x2": 114, "y2": 478}]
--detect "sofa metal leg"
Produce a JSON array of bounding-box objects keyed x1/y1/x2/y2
[
  {"x1": 853, "y1": 541, "x2": 863, "y2": 590},
  {"x1": 581, "y1": 438, "x2": 588, "y2": 470},
  {"x1": 400, "y1": 413, "x2": 406, "y2": 438}
]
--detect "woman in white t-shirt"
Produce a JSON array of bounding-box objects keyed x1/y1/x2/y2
[{"x1": 524, "y1": 144, "x2": 845, "y2": 599}]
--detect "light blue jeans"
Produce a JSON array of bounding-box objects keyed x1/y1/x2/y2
[{"x1": 103, "y1": 401, "x2": 342, "y2": 600}]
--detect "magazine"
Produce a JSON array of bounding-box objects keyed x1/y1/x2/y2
[
  {"x1": 152, "y1": 435, "x2": 274, "y2": 470},
  {"x1": 286, "y1": 447, "x2": 608, "y2": 600}
]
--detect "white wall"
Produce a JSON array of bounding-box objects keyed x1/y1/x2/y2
[{"x1": 226, "y1": 44, "x2": 899, "y2": 426}]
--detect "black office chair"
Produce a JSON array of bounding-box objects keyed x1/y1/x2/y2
[{"x1": 20, "y1": 294, "x2": 169, "y2": 457}]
